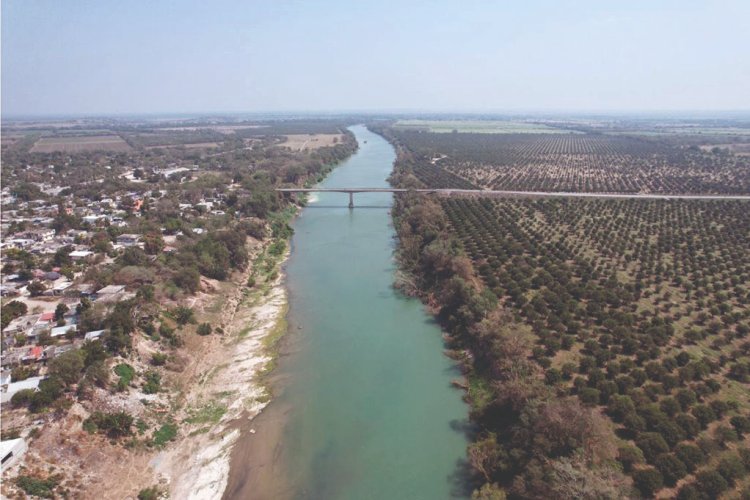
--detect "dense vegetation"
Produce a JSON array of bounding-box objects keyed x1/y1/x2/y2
[{"x1": 383, "y1": 123, "x2": 750, "y2": 499}]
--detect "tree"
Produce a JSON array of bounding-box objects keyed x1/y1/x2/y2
[
  {"x1": 617, "y1": 445, "x2": 644, "y2": 472},
  {"x1": 717, "y1": 454, "x2": 747, "y2": 485},
  {"x1": 143, "y1": 232, "x2": 164, "y2": 255},
  {"x1": 695, "y1": 470, "x2": 728, "y2": 498},
  {"x1": 1, "y1": 300, "x2": 27, "y2": 329},
  {"x1": 730, "y1": 415, "x2": 750, "y2": 436},
  {"x1": 48, "y1": 350, "x2": 85, "y2": 386},
  {"x1": 636, "y1": 433, "x2": 670, "y2": 463},
  {"x1": 471, "y1": 483, "x2": 506, "y2": 500},
  {"x1": 27, "y1": 280, "x2": 46, "y2": 297},
  {"x1": 654, "y1": 453, "x2": 688, "y2": 486},
  {"x1": 54, "y1": 303, "x2": 69, "y2": 321},
  {"x1": 632, "y1": 467, "x2": 664, "y2": 497},
  {"x1": 674, "y1": 443, "x2": 705, "y2": 472}
]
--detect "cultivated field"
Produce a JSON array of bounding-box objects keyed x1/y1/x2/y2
[
  {"x1": 29, "y1": 135, "x2": 133, "y2": 153},
  {"x1": 387, "y1": 119, "x2": 750, "y2": 499},
  {"x1": 278, "y1": 134, "x2": 344, "y2": 151},
  {"x1": 393, "y1": 119, "x2": 567, "y2": 134},
  {"x1": 391, "y1": 130, "x2": 750, "y2": 194},
  {"x1": 440, "y1": 197, "x2": 750, "y2": 498},
  {"x1": 144, "y1": 142, "x2": 221, "y2": 150}
]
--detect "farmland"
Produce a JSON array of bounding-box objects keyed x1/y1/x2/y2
[
  {"x1": 393, "y1": 119, "x2": 567, "y2": 134},
  {"x1": 384, "y1": 120, "x2": 750, "y2": 499},
  {"x1": 29, "y1": 135, "x2": 133, "y2": 153},
  {"x1": 387, "y1": 130, "x2": 750, "y2": 194},
  {"x1": 279, "y1": 134, "x2": 345, "y2": 151}
]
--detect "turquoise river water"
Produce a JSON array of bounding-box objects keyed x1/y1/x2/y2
[{"x1": 226, "y1": 125, "x2": 471, "y2": 499}]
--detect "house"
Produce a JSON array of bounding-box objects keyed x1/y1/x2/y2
[
  {"x1": 95, "y1": 285, "x2": 125, "y2": 296},
  {"x1": 82, "y1": 215, "x2": 104, "y2": 225},
  {"x1": 21, "y1": 346, "x2": 44, "y2": 363},
  {"x1": 50, "y1": 325, "x2": 76, "y2": 338},
  {"x1": 0, "y1": 438, "x2": 27, "y2": 472},
  {"x1": 116, "y1": 234, "x2": 141, "y2": 247},
  {"x1": 37, "y1": 311, "x2": 55, "y2": 325},
  {"x1": 70, "y1": 250, "x2": 93, "y2": 260},
  {"x1": 68, "y1": 283, "x2": 96, "y2": 297},
  {"x1": 0, "y1": 283, "x2": 21, "y2": 297},
  {"x1": 0, "y1": 376, "x2": 43, "y2": 404},
  {"x1": 51, "y1": 281, "x2": 73, "y2": 295},
  {"x1": 84, "y1": 330, "x2": 105, "y2": 341},
  {"x1": 3, "y1": 314, "x2": 38, "y2": 337}
]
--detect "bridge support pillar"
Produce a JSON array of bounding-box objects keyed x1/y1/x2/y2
[{"x1": 348, "y1": 192, "x2": 354, "y2": 209}]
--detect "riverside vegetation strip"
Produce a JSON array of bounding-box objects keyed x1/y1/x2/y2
[{"x1": 378, "y1": 118, "x2": 750, "y2": 499}]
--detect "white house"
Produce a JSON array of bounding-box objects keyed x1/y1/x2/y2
[
  {"x1": 84, "y1": 330, "x2": 105, "y2": 341},
  {"x1": 0, "y1": 438, "x2": 27, "y2": 472},
  {"x1": 1, "y1": 376, "x2": 43, "y2": 404}
]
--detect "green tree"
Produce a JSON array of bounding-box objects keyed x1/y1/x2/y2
[
  {"x1": 48, "y1": 349, "x2": 85, "y2": 386},
  {"x1": 633, "y1": 467, "x2": 664, "y2": 497},
  {"x1": 54, "y1": 303, "x2": 69, "y2": 321}
]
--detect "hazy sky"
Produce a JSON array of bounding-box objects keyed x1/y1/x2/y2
[{"x1": 2, "y1": 0, "x2": 749, "y2": 116}]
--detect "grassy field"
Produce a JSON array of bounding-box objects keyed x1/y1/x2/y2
[
  {"x1": 30, "y1": 135, "x2": 132, "y2": 153},
  {"x1": 392, "y1": 119, "x2": 572, "y2": 134}
]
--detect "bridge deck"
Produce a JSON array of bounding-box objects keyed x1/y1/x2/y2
[{"x1": 276, "y1": 188, "x2": 750, "y2": 201}]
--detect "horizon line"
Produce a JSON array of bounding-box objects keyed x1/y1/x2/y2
[{"x1": 3, "y1": 108, "x2": 750, "y2": 122}]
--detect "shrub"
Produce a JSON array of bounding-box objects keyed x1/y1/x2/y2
[
  {"x1": 152, "y1": 422, "x2": 178, "y2": 448},
  {"x1": 151, "y1": 353, "x2": 168, "y2": 366},
  {"x1": 633, "y1": 467, "x2": 664, "y2": 497},
  {"x1": 138, "y1": 486, "x2": 161, "y2": 500},
  {"x1": 196, "y1": 323, "x2": 212, "y2": 336},
  {"x1": 143, "y1": 371, "x2": 161, "y2": 394},
  {"x1": 15, "y1": 474, "x2": 60, "y2": 498},
  {"x1": 173, "y1": 306, "x2": 196, "y2": 326},
  {"x1": 84, "y1": 411, "x2": 133, "y2": 438},
  {"x1": 114, "y1": 363, "x2": 135, "y2": 390}
]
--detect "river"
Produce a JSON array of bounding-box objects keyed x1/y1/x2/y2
[{"x1": 224, "y1": 125, "x2": 471, "y2": 499}]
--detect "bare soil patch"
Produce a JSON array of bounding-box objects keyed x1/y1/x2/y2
[
  {"x1": 30, "y1": 135, "x2": 132, "y2": 153},
  {"x1": 280, "y1": 134, "x2": 344, "y2": 151}
]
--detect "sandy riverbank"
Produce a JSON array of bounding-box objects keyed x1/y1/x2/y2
[{"x1": 152, "y1": 249, "x2": 290, "y2": 500}]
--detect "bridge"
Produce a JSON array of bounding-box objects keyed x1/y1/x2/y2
[{"x1": 276, "y1": 188, "x2": 750, "y2": 208}]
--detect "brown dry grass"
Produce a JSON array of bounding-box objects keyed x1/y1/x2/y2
[
  {"x1": 30, "y1": 135, "x2": 132, "y2": 153},
  {"x1": 280, "y1": 133, "x2": 344, "y2": 151}
]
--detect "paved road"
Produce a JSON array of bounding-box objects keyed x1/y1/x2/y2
[{"x1": 277, "y1": 188, "x2": 750, "y2": 200}]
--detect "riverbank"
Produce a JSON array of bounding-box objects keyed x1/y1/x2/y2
[{"x1": 152, "y1": 239, "x2": 291, "y2": 499}]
